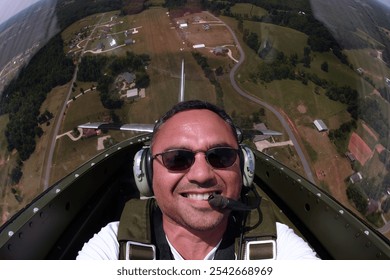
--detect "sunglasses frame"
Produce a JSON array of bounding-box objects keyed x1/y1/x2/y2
[{"x1": 152, "y1": 146, "x2": 239, "y2": 171}]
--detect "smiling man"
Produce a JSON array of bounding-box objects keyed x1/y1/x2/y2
[
  {"x1": 76, "y1": 100, "x2": 319, "y2": 260},
  {"x1": 150, "y1": 106, "x2": 241, "y2": 259}
]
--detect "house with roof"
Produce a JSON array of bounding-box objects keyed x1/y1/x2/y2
[
  {"x1": 345, "y1": 152, "x2": 356, "y2": 163},
  {"x1": 119, "y1": 72, "x2": 136, "y2": 84},
  {"x1": 82, "y1": 128, "x2": 102, "y2": 138},
  {"x1": 349, "y1": 172, "x2": 363, "y2": 184},
  {"x1": 213, "y1": 46, "x2": 228, "y2": 56}
]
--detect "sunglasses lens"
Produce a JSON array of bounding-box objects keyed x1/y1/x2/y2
[
  {"x1": 157, "y1": 147, "x2": 238, "y2": 171},
  {"x1": 207, "y1": 148, "x2": 237, "y2": 168},
  {"x1": 161, "y1": 150, "x2": 194, "y2": 171}
]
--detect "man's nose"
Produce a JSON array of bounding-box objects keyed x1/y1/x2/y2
[{"x1": 185, "y1": 153, "x2": 216, "y2": 186}]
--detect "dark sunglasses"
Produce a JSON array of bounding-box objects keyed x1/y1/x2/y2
[{"x1": 153, "y1": 147, "x2": 239, "y2": 171}]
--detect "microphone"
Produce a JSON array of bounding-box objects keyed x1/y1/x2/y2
[{"x1": 208, "y1": 194, "x2": 256, "y2": 211}]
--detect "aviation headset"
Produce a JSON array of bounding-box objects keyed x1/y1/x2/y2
[{"x1": 133, "y1": 101, "x2": 256, "y2": 197}]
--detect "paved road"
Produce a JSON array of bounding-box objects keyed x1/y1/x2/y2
[
  {"x1": 206, "y1": 12, "x2": 315, "y2": 183},
  {"x1": 42, "y1": 14, "x2": 106, "y2": 190}
]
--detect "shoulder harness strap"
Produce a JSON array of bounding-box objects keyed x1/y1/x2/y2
[
  {"x1": 117, "y1": 198, "x2": 157, "y2": 260},
  {"x1": 235, "y1": 196, "x2": 278, "y2": 260}
]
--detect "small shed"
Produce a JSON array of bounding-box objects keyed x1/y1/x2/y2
[
  {"x1": 213, "y1": 46, "x2": 228, "y2": 55},
  {"x1": 345, "y1": 152, "x2": 356, "y2": 162},
  {"x1": 313, "y1": 119, "x2": 328, "y2": 132},
  {"x1": 193, "y1": 44, "x2": 205, "y2": 49},
  {"x1": 349, "y1": 172, "x2": 363, "y2": 184}
]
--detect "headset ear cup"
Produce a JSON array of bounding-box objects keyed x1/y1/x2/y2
[
  {"x1": 240, "y1": 145, "x2": 255, "y2": 187},
  {"x1": 133, "y1": 147, "x2": 153, "y2": 197}
]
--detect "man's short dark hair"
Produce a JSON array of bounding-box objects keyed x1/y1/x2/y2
[{"x1": 152, "y1": 100, "x2": 239, "y2": 144}]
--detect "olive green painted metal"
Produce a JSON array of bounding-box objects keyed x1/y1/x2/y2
[{"x1": 0, "y1": 135, "x2": 150, "y2": 259}]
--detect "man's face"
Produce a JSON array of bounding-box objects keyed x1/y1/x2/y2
[{"x1": 151, "y1": 109, "x2": 242, "y2": 232}]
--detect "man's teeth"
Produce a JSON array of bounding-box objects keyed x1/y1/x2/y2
[{"x1": 185, "y1": 193, "x2": 217, "y2": 200}]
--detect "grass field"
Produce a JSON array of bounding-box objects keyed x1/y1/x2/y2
[
  {"x1": 0, "y1": 84, "x2": 70, "y2": 223},
  {"x1": 345, "y1": 48, "x2": 390, "y2": 88},
  {"x1": 230, "y1": 3, "x2": 268, "y2": 18},
  {"x1": 220, "y1": 14, "x2": 359, "y2": 199},
  {"x1": 243, "y1": 21, "x2": 309, "y2": 57},
  {"x1": 50, "y1": 8, "x2": 231, "y2": 183},
  {"x1": 0, "y1": 114, "x2": 15, "y2": 223}
]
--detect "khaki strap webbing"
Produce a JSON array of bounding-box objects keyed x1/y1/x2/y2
[
  {"x1": 118, "y1": 199, "x2": 156, "y2": 260},
  {"x1": 235, "y1": 197, "x2": 277, "y2": 259}
]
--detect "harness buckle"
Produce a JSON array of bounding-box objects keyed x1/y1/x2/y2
[
  {"x1": 244, "y1": 239, "x2": 277, "y2": 260},
  {"x1": 125, "y1": 241, "x2": 156, "y2": 260}
]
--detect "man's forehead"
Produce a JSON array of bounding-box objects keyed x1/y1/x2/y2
[
  {"x1": 152, "y1": 109, "x2": 237, "y2": 147},
  {"x1": 162, "y1": 109, "x2": 227, "y2": 128}
]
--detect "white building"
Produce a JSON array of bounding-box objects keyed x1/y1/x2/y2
[
  {"x1": 193, "y1": 44, "x2": 205, "y2": 49},
  {"x1": 313, "y1": 119, "x2": 328, "y2": 132},
  {"x1": 126, "y1": 88, "x2": 138, "y2": 99}
]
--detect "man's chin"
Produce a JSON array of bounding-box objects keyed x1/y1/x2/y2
[{"x1": 181, "y1": 211, "x2": 228, "y2": 232}]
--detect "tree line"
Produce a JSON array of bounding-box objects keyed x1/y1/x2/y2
[
  {"x1": 0, "y1": 34, "x2": 74, "y2": 161},
  {"x1": 192, "y1": 52, "x2": 224, "y2": 108},
  {"x1": 56, "y1": 0, "x2": 124, "y2": 30}
]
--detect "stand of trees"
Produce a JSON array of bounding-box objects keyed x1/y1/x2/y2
[
  {"x1": 348, "y1": 173, "x2": 390, "y2": 226},
  {"x1": 192, "y1": 52, "x2": 224, "y2": 108},
  {"x1": 347, "y1": 184, "x2": 368, "y2": 214},
  {"x1": 0, "y1": 34, "x2": 74, "y2": 161},
  {"x1": 164, "y1": 0, "x2": 187, "y2": 9},
  {"x1": 78, "y1": 52, "x2": 150, "y2": 109},
  {"x1": 328, "y1": 120, "x2": 357, "y2": 153},
  {"x1": 56, "y1": 0, "x2": 123, "y2": 30}
]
